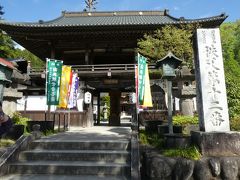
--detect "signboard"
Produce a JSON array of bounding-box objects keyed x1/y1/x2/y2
[
  {"x1": 138, "y1": 54, "x2": 147, "y2": 104},
  {"x1": 84, "y1": 91, "x2": 92, "y2": 104},
  {"x1": 162, "y1": 63, "x2": 175, "y2": 77},
  {"x1": 195, "y1": 28, "x2": 230, "y2": 132},
  {"x1": 103, "y1": 79, "x2": 118, "y2": 85},
  {"x1": 46, "y1": 59, "x2": 63, "y2": 105}
]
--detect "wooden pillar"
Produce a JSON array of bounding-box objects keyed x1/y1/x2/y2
[
  {"x1": 24, "y1": 93, "x2": 28, "y2": 116},
  {"x1": 86, "y1": 102, "x2": 94, "y2": 127},
  {"x1": 109, "y1": 90, "x2": 121, "y2": 126},
  {"x1": 97, "y1": 92, "x2": 101, "y2": 125},
  {"x1": 85, "y1": 50, "x2": 89, "y2": 65}
]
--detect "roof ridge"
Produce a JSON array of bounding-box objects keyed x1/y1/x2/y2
[
  {"x1": 168, "y1": 13, "x2": 228, "y2": 22},
  {"x1": 62, "y1": 10, "x2": 168, "y2": 17}
]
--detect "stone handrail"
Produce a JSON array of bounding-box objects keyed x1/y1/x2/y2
[
  {"x1": 131, "y1": 105, "x2": 141, "y2": 180},
  {"x1": 0, "y1": 127, "x2": 41, "y2": 175}
]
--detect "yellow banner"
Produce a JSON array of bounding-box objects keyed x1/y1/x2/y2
[
  {"x1": 58, "y1": 65, "x2": 71, "y2": 108},
  {"x1": 142, "y1": 64, "x2": 153, "y2": 107}
]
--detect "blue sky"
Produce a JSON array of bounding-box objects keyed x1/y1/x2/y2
[{"x1": 1, "y1": 0, "x2": 239, "y2": 22}]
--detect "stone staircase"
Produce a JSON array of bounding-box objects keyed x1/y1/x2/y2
[{"x1": 2, "y1": 138, "x2": 131, "y2": 179}]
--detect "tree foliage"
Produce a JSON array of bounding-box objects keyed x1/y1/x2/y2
[
  {"x1": 221, "y1": 22, "x2": 236, "y2": 61},
  {"x1": 0, "y1": 4, "x2": 44, "y2": 67},
  {"x1": 14, "y1": 49, "x2": 44, "y2": 68},
  {"x1": 0, "y1": 32, "x2": 16, "y2": 58},
  {"x1": 224, "y1": 59, "x2": 240, "y2": 117},
  {"x1": 234, "y1": 20, "x2": 240, "y2": 63},
  {"x1": 0, "y1": 34, "x2": 44, "y2": 67},
  {"x1": 0, "y1": 5, "x2": 15, "y2": 58},
  {"x1": 0, "y1": 5, "x2": 4, "y2": 19},
  {"x1": 137, "y1": 25, "x2": 198, "y2": 67},
  {"x1": 220, "y1": 20, "x2": 240, "y2": 117},
  {"x1": 85, "y1": 0, "x2": 98, "y2": 11}
]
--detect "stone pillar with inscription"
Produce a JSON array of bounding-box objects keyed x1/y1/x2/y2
[
  {"x1": 194, "y1": 28, "x2": 229, "y2": 132},
  {"x1": 192, "y1": 28, "x2": 240, "y2": 156}
]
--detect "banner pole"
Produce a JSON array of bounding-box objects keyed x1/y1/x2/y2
[
  {"x1": 45, "y1": 58, "x2": 50, "y2": 121},
  {"x1": 67, "y1": 69, "x2": 73, "y2": 131},
  {"x1": 68, "y1": 107, "x2": 70, "y2": 131},
  {"x1": 48, "y1": 47, "x2": 55, "y2": 121}
]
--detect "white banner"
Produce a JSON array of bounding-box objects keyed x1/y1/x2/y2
[{"x1": 68, "y1": 73, "x2": 79, "y2": 108}]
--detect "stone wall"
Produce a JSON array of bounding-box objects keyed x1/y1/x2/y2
[{"x1": 142, "y1": 152, "x2": 240, "y2": 180}]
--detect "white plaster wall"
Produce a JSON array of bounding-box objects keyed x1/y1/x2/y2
[
  {"x1": 17, "y1": 96, "x2": 56, "y2": 111},
  {"x1": 17, "y1": 95, "x2": 85, "y2": 112}
]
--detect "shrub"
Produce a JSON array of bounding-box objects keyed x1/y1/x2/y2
[
  {"x1": 0, "y1": 139, "x2": 15, "y2": 147},
  {"x1": 163, "y1": 146, "x2": 201, "y2": 160},
  {"x1": 44, "y1": 129, "x2": 58, "y2": 136},
  {"x1": 230, "y1": 116, "x2": 240, "y2": 131},
  {"x1": 11, "y1": 112, "x2": 29, "y2": 125},
  {"x1": 139, "y1": 130, "x2": 164, "y2": 149},
  {"x1": 173, "y1": 115, "x2": 198, "y2": 126},
  {"x1": 100, "y1": 95, "x2": 110, "y2": 120},
  {"x1": 11, "y1": 112, "x2": 30, "y2": 134}
]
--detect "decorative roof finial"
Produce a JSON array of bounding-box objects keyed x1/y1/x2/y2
[{"x1": 84, "y1": 0, "x2": 98, "y2": 12}]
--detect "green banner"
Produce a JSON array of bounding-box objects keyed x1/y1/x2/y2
[
  {"x1": 46, "y1": 59, "x2": 63, "y2": 105},
  {"x1": 138, "y1": 54, "x2": 147, "y2": 105}
]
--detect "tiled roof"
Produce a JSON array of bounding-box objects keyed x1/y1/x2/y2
[
  {"x1": 0, "y1": 10, "x2": 227, "y2": 28},
  {"x1": 0, "y1": 58, "x2": 15, "y2": 69}
]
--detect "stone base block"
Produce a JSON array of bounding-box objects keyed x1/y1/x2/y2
[
  {"x1": 143, "y1": 151, "x2": 240, "y2": 180},
  {"x1": 164, "y1": 133, "x2": 191, "y2": 149},
  {"x1": 191, "y1": 131, "x2": 240, "y2": 156},
  {"x1": 145, "y1": 120, "x2": 163, "y2": 133},
  {"x1": 157, "y1": 125, "x2": 182, "y2": 136}
]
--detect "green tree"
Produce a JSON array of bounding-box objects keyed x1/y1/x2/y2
[
  {"x1": 234, "y1": 20, "x2": 240, "y2": 64},
  {"x1": 14, "y1": 49, "x2": 44, "y2": 68},
  {"x1": 0, "y1": 5, "x2": 4, "y2": 20},
  {"x1": 220, "y1": 20, "x2": 240, "y2": 118},
  {"x1": 85, "y1": 0, "x2": 98, "y2": 11},
  {"x1": 224, "y1": 59, "x2": 240, "y2": 117},
  {"x1": 220, "y1": 22, "x2": 237, "y2": 61},
  {"x1": 0, "y1": 32, "x2": 17, "y2": 58},
  {"x1": 100, "y1": 95, "x2": 110, "y2": 120},
  {"x1": 0, "y1": 5, "x2": 17, "y2": 58},
  {"x1": 0, "y1": 5, "x2": 4, "y2": 19},
  {"x1": 137, "y1": 25, "x2": 198, "y2": 67}
]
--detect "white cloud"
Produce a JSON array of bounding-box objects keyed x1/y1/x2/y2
[{"x1": 173, "y1": 6, "x2": 180, "y2": 11}]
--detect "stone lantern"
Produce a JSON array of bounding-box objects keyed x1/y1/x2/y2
[
  {"x1": 0, "y1": 58, "x2": 14, "y2": 102},
  {"x1": 175, "y1": 65, "x2": 196, "y2": 116},
  {"x1": 156, "y1": 52, "x2": 182, "y2": 134}
]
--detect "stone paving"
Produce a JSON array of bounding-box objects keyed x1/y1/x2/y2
[{"x1": 46, "y1": 125, "x2": 131, "y2": 141}]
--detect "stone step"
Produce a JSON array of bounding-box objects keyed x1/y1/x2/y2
[
  {"x1": 30, "y1": 140, "x2": 130, "y2": 151},
  {"x1": 8, "y1": 161, "x2": 130, "y2": 176},
  {"x1": 1, "y1": 174, "x2": 130, "y2": 180},
  {"x1": 19, "y1": 150, "x2": 130, "y2": 163}
]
